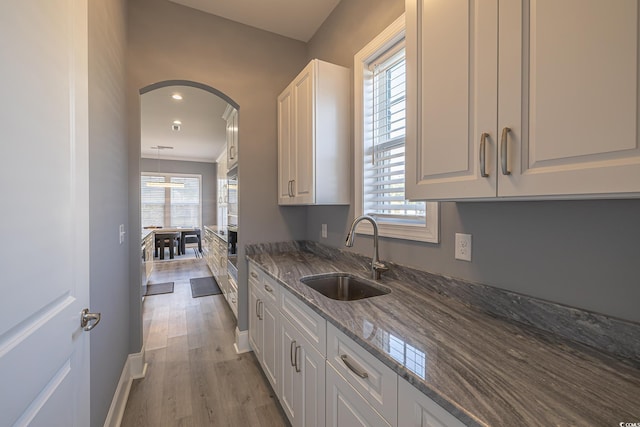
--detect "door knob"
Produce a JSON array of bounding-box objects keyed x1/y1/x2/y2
[{"x1": 81, "y1": 308, "x2": 101, "y2": 331}]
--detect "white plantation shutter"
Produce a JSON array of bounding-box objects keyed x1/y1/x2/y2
[
  {"x1": 141, "y1": 173, "x2": 202, "y2": 228},
  {"x1": 141, "y1": 175, "x2": 166, "y2": 227},
  {"x1": 170, "y1": 176, "x2": 200, "y2": 227},
  {"x1": 364, "y1": 45, "x2": 426, "y2": 224}
]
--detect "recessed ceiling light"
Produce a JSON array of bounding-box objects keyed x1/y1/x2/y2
[
  {"x1": 172, "y1": 120, "x2": 182, "y2": 125},
  {"x1": 171, "y1": 93, "x2": 183, "y2": 100}
]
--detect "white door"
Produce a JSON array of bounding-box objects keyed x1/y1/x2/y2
[{"x1": 0, "y1": 1, "x2": 92, "y2": 426}]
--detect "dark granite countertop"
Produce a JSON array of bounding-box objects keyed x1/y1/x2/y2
[{"x1": 246, "y1": 242, "x2": 640, "y2": 426}]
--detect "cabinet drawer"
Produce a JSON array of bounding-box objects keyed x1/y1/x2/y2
[
  {"x1": 249, "y1": 263, "x2": 261, "y2": 286},
  {"x1": 326, "y1": 362, "x2": 390, "y2": 427},
  {"x1": 249, "y1": 263, "x2": 281, "y2": 305},
  {"x1": 280, "y1": 287, "x2": 327, "y2": 357},
  {"x1": 327, "y1": 323, "x2": 397, "y2": 426}
]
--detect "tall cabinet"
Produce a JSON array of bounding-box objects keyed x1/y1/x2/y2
[
  {"x1": 223, "y1": 105, "x2": 238, "y2": 171},
  {"x1": 278, "y1": 59, "x2": 350, "y2": 205},
  {"x1": 406, "y1": 0, "x2": 640, "y2": 200}
]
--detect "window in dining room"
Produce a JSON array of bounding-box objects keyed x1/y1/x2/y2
[{"x1": 141, "y1": 173, "x2": 202, "y2": 228}]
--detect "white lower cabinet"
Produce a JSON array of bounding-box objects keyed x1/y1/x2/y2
[
  {"x1": 398, "y1": 377, "x2": 466, "y2": 427},
  {"x1": 248, "y1": 263, "x2": 466, "y2": 427},
  {"x1": 281, "y1": 316, "x2": 326, "y2": 427},
  {"x1": 248, "y1": 273, "x2": 262, "y2": 362},
  {"x1": 248, "y1": 265, "x2": 281, "y2": 396},
  {"x1": 326, "y1": 363, "x2": 390, "y2": 427}
]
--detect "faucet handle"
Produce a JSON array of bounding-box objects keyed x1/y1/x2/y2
[{"x1": 372, "y1": 262, "x2": 389, "y2": 280}]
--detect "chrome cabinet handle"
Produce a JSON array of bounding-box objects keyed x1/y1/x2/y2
[
  {"x1": 255, "y1": 299, "x2": 259, "y2": 318},
  {"x1": 500, "y1": 127, "x2": 511, "y2": 175},
  {"x1": 287, "y1": 180, "x2": 296, "y2": 197},
  {"x1": 290, "y1": 339, "x2": 296, "y2": 367},
  {"x1": 295, "y1": 345, "x2": 301, "y2": 373},
  {"x1": 250, "y1": 271, "x2": 258, "y2": 279},
  {"x1": 480, "y1": 132, "x2": 490, "y2": 178},
  {"x1": 258, "y1": 301, "x2": 263, "y2": 320},
  {"x1": 229, "y1": 145, "x2": 236, "y2": 160},
  {"x1": 81, "y1": 308, "x2": 101, "y2": 332},
  {"x1": 340, "y1": 354, "x2": 368, "y2": 379},
  {"x1": 264, "y1": 284, "x2": 273, "y2": 293},
  {"x1": 291, "y1": 180, "x2": 295, "y2": 197}
]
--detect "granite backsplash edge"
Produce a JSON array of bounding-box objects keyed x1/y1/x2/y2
[{"x1": 245, "y1": 240, "x2": 640, "y2": 363}]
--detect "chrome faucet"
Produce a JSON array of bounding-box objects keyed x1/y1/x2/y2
[{"x1": 345, "y1": 215, "x2": 389, "y2": 280}]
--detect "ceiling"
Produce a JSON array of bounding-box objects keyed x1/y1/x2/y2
[
  {"x1": 141, "y1": 85, "x2": 231, "y2": 163},
  {"x1": 168, "y1": 0, "x2": 341, "y2": 42}
]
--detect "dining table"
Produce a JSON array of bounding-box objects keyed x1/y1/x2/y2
[{"x1": 146, "y1": 227, "x2": 202, "y2": 260}]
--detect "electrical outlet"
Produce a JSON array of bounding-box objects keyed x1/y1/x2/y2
[
  {"x1": 455, "y1": 233, "x2": 472, "y2": 261},
  {"x1": 321, "y1": 224, "x2": 328, "y2": 238},
  {"x1": 119, "y1": 224, "x2": 126, "y2": 244}
]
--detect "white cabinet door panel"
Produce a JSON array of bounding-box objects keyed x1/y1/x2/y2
[
  {"x1": 278, "y1": 87, "x2": 294, "y2": 204},
  {"x1": 293, "y1": 67, "x2": 315, "y2": 203},
  {"x1": 499, "y1": 0, "x2": 640, "y2": 197},
  {"x1": 406, "y1": 0, "x2": 498, "y2": 200},
  {"x1": 398, "y1": 377, "x2": 467, "y2": 427}
]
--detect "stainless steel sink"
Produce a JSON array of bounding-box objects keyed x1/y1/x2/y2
[{"x1": 300, "y1": 273, "x2": 390, "y2": 301}]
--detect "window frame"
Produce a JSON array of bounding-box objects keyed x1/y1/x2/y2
[
  {"x1": 141, "y1": 172, "x2": 203, "y2": 229},
  {"x1": 354, "y1": 14, "x2": 439, "y2": 243}
]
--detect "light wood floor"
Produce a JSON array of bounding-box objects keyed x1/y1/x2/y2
[{"x1": 121, "y1": 258, "x2": 289, "y2": 427}]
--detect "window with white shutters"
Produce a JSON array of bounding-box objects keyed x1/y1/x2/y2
[
  {"x1": 141, "y1": 173, "x2": 202, "y2": 228},
  {"x1": 365, "y1": 46, "x2": 426, "y2": 224},
  {"x1": 354, "y1": 15, "x2": 439, "y2": 243}
]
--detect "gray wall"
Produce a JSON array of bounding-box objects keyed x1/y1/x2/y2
[
  {"x1": 306, "y1": 0, "x2": 640, "y2": 324},
  {"x1": 140, "y1": 158, "x2": 218, "y2": 226},
  {"x1": 127, "y1": 0, "x2": 309, "y2": 337},
  {"x1": 88, "y1": 0, "x2": 129, "y2": 425}
]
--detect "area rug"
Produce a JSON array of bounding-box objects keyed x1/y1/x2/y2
[
  {"x1": 145, "y1": 282, "x2": 174, "y2": 296},
  {"x1": 190, "y1": 276, "x2": 222, "y2": 298}
]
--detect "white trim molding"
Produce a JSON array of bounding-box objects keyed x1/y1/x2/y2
[
  {"x1": 354, "y1": 13, "x2": 439, "y2": 244},
  {"x1": 234, "y1": 327, "x2": 251, "y2": 354},
  {"x1": 103, "y1": 350, "x2": 147, "y2": 427}
]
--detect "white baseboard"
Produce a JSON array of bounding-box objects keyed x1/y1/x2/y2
[
  {"x1": 103, "y1": 350, "x2": 147, "y2": 427},
  {"x1": 234, "y1": 327, "x2": 251, "y2": 354}
]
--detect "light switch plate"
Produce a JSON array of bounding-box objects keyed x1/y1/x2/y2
[
  {"x1": 321, "y1": 224, "x2": 328, "y2": 239},
  {"x1": 455, "y1": 233, "x2": 472, "y2": 261},
  {"x1": 119, "y1": 224, "x2": 126, "y2": 244}
]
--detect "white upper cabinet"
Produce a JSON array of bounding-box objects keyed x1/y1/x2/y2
[
  {"x1": 406, "y1": 0, "x2": 640, "y2": 200},
  {"x1": 223, "y1": 105, "x2": 238, "y2": 171},
  {"x1": 278, "y1": 59, "x2": 350, "y2": 205}
]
